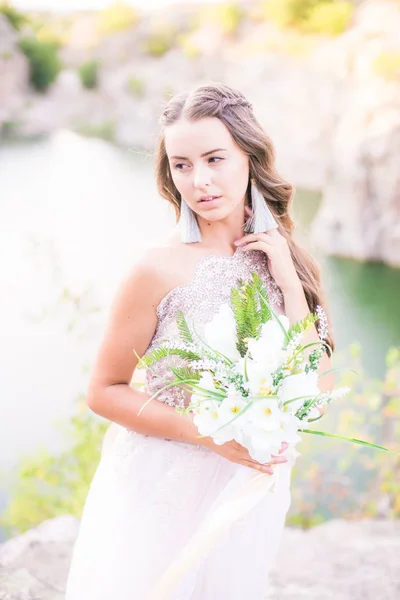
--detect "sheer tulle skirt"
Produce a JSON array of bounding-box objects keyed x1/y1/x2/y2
[{"x1": 65, "y1": 424, "x2": 294, "y2": 600}]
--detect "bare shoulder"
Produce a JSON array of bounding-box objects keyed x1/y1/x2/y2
[
  {"x1": 88, "y1": 240, "x2": 190, "y2": 392},
  {"x1": 119, "y1": 236, "x2": 193, "y2": 312}
]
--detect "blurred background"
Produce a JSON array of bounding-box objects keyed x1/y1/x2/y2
[{"x1": 0, "y1": 0, "x2": 399, "y2": 589}]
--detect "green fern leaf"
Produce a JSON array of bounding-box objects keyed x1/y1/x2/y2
[
  {"x1": 139, "y1": 347, "x2": 201, "y2": 368},
  {"x1": 176, "y1": 310, "x2": 194, "y2": 345},
  {"x1": 251, "y1": 272, "x2": 271, "y2": 322},
  {"x1": 285, "y1": 313, "x2": 318, "y2": 348},
  {"x1": 170, "y1": 366, "x2": 200, "y2": 382}
]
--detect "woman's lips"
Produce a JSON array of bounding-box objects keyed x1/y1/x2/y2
[{"x1": 198, "y1": 195, "x2": 221, "y2": 204}]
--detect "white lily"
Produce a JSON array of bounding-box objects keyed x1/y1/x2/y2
[
  {"x1": 246, "y1": 397, "x2": 281, "y2": 431},
  {"x1": 235, "y1": 358, "x2": 275, "y2": 396},
  {"x1": 245, "y1": 426, "x2": 285, "y2": 464},
  {"x1": 203, "y1": 304, "x2": 241, "y2": 362},
  {"x1": 247, "y1": 316, "x2": 290, "y2": 372},
  {"x1": 278, "y1": 371, "x2": 320, "y2": 413},
  {"x1": 193, "y1": 398, "x2": 223, "y2": 438}
]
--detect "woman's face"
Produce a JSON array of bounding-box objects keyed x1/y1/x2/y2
[{"x1": 165, "y1": 117, "x2": 249, "y2": 224}]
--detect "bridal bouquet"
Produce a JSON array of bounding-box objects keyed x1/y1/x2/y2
[{"x1": 137, "y1": 273, "x2": 394, "y2": 462}]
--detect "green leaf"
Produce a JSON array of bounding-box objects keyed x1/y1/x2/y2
[
  {"x1": 176, "y1": 310, "x2": 194, "y2": 345},
  {"x1": 170, "y1": 366, "x2": 200, "y2": 382},
  {"x1": 300, "y1": 428, "x2": 400, "y2": 455},
  {"x1": 285, "y1": 313, "x2": 317, "y2": 348},
  {"x1": 231, "y1": 272, "x2": 272, "y2": 357},
  {"x1": 138, "y1": 346, "x2": 201, "y2": 368},
  {"x1": 251, "y1": 271, "x2": 271, "y2": 322}
]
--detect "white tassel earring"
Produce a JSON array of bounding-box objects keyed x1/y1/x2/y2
[
  {"x1": 244, "y1": 179, "x2": 278, "y2": 234},
  {"x1": 179, "y1": 196, "x2": 202, "y2": 243}
]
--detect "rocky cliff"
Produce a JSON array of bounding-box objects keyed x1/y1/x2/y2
[
  {"x1": 0, "y1": 515, "x2": 399, "y2": 599},
  {"x1": 0, "y1": 0, "x2": 399, "y2": 266}
]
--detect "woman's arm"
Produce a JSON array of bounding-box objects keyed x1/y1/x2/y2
[{"x1": 87, "y1": 253, "x2": 202, "y2": 445}]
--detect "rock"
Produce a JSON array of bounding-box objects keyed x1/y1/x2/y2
[
  {"x1": 267, "y1": 519, "x2": 400, "y2": 599},
  {"x1": 0, "y1": 516, "x2": 399, "y2": 599},
  {"x1": 0, "y1": 516, "x2": 79, "y2": 600},
  {"x1": 0, "y1": 15, "x2": 29, "y2": 132},
  {"x1": 311, "y1": 0, "x2": 400, "y2": 266}
]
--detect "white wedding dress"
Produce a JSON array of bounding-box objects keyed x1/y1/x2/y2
[{"x1": 65, "y1": 247, "x2": 297, "y2": 600}]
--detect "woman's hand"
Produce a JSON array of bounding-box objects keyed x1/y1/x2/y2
[
  {"x1": 201, "y1": 437, "x2": 289, "y2": 474},
  {"x1": 235, "y1": 207, "x2": 301, "y2": 294}
]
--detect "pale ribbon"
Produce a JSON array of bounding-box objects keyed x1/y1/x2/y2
[{"x1": 148, "y1": 465, "x2": 279, "y2": 600}]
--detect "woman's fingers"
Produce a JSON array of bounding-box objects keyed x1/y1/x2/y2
[
  {"x1": 241, "y1": 460, "x2": 274, "y2": 474},
  {"x1": 268, "y1": 455, "x2": 288, "y2": 465},
  {"x1": 279, "y1": 441, "x2": 289, "y2": 453}
]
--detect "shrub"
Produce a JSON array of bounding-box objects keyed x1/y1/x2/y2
[
  {"x1": 264, "y1": 0, "x2": 314, "y2": 29},
  {"x1": 78, "y1": 60, "x2": 99, "y2": 89},
  {"x1": 264, "y1": 0, "x2": 354, "y2": 36},
  {"x1": 0, "y1": 2, "x2": 27, "y2": 31},
  {"x1": 304, "y1": 0, "x2": 354, "y2": 36},
  {"x1": 77, "y1": 120, "x2": 116, "y2": 142},
  {"x1": 97, "y1": 1, "x2": 138, "y2": 36},
  {"x1": 0, "y1": 399, "x2": 108, "y2": 536},
  {"x1": 196, "y1": 2, "x2": 245, "y2": 36},
  {"x1": 177, "y1": 34, "x2": 201, "y2": 60},
  {"x1": 373, "y1": 51, "x2": 400, "y2": 82},
  {"x1": 127, "y1": 75, "x2": 145, "y2": 98},
  {"x1": 19, "y1": 37, "x2": 61, "y2": 92},
  {"x1": 143, "y1": 22, "x2": 177, "y2": 57},
  {"x1": 287, "y1": 344, "x2": 400, "y2": 526},
  {"x1": 0, "y1": 119, "x2": 20, "y2": 138}
]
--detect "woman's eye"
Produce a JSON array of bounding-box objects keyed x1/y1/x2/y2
[
  {"x1": 209, "y1": 157, "x2": 223, "y2": 164},
  {"x1": 174, "y1": 163, "x2": 187, "y2": 170}
]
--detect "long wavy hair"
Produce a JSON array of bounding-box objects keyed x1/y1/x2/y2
[{"x1": 154, "y1": 83, "x2": 334, "y2": 353}]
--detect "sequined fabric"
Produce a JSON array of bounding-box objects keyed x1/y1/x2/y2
[{"x1": 142, "y1": 247, "x2": 284, "y2": 408}]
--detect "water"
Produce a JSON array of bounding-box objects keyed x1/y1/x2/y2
[{"x1": 1, "y1": 132, "x2": 399, "y2": 538}]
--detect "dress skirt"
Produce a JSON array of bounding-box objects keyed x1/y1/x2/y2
[{"x1": 65, "y1": 424, "x2": 294, "y2": 600}]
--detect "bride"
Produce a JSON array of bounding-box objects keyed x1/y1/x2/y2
[{"x1": 65, "y1": 82, "x2": 334, "y2": 599}]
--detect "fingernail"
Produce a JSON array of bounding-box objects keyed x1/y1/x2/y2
[{"x1": 234, "y1": 240, "x2": 241, "y2": 246}]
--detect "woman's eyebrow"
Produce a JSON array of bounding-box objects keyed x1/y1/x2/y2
[{"x1": 170, "y1": 148, "x2": 228, "y2": 160}]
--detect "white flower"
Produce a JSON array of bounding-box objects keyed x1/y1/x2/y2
[
  {"x1": 218, "y1": 392, "x2": 248, "y2": 424},
  {"x1": 245, "y1": 426, "x2": 285, "y2": 463},
  {"x1": 279, "y1": 411, "x2": 302, "y2": 445},
  {"x1": 198, "y1": 371, "x2": 218, "y2": 393},
  {"x1": 203, "y1": 304, "x2": 241, "y2": 362},
  {"x1": 235, "y1": 358, "x2": 274, "y2": 396},
  {"x1": 207, "y1": 391, "x2": 248, "y2": 445},
  {"x1": 193, "y1": 399, "x2": 223, "y2": 439},
  {"x1": 244, "y1": 410, "x2": 301, "y2": 463},
  {"x1": 278, "y1": 371, "x2": 320, "y2": 413},
  {"x1": 246, "y1": 398, "x2": 281, "y2": 431},
  {"x1": 247, "y1": 316, "x2": 289, "y2": 372},
  {"x1": 191, "y1": 372, "x2": 223, "y2": 435}
]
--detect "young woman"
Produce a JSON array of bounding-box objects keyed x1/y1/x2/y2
[{"x1": 65, "y1": 83, "x2": 334, "y2": 599}]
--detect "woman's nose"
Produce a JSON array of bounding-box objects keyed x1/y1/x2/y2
[{"x1": 193, "y1": 165, "x2": 212, "y2": 189}]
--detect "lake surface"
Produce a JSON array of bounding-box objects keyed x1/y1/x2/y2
[{"x1": 1, "y1": 132, "x2": 399, "y2": 538}]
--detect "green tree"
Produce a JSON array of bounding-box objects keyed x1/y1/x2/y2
[
  {"x1": 0, "y1": 2, "x2": 28, "y2": 31},
  {"x1": 19, "y1": 37, "x2": 61, "y2": 92},
  {"x1": 78, "y1": 60, "x2": 99, "y2": 90}
]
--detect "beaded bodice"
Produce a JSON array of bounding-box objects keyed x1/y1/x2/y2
[{"x1": 141, "y1": 247, "x2": 285, "y2": 408}]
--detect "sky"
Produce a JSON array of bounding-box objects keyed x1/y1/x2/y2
[{"x1": 12, "y1": 0, "x2": 209, "y2": 12}]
